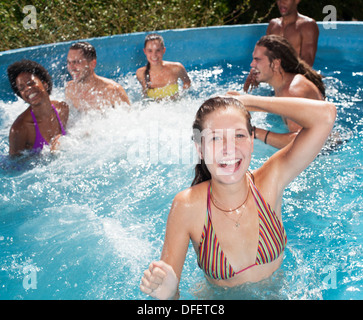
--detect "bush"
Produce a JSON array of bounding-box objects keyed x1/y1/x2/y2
[
  {"x1": 0, "y1": 0, "x2": 230, "y2": 51},
  {"x1": 1, "y1": 0, "x2": 362, "y2": 52}
]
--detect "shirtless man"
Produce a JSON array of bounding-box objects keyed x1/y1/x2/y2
[
  {"x1": 267, "y1": 0, "x2": 319, "y2": 66},
  {"x1": 231, "y1": 35, "x2": 325, "y2": 149},
  {"x1": 136, "y1": 34, "x2": 191, "y2": 100},
  {"x1": 65, "y1": 42, "x2": 130, "y2": 111},
  {"x1": 244, "y1": 0, "x2": 319, "y2": 92}
]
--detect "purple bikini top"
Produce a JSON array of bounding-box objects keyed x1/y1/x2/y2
[{"x1": 30, "y1": 104, "x2": 66, "y2": 151}]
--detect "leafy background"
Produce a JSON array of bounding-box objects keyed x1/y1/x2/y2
[{"x1": 1, "y1": 0, "x2": 362, "y2": 52}]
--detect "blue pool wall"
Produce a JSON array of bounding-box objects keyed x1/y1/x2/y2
[{"x1": 0, "y1": 22, "x2": 362, "y2": 102}]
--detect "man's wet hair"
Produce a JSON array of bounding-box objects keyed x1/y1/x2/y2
[
  {"x1": 257, "y1": 35, "x2": 325, "y2": 98},
  {"x1": 69, "y1": 41, "x2": 97, "y2": 61}
]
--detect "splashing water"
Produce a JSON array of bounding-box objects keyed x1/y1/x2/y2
[{"x1": 0, "y1": 59, "x2": 362, "y2": 300}]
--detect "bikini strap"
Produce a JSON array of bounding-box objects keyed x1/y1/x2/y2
[
  {"x1": 30, "y1": 108, "x2": 40, "y2": 131},
  {"x1": 247, "y1": 171, "x2": 259, "y2": 198},
  {"x1": 51, "y1": 104, "x2": 66, "y2": 135},
  {"x1": 207, "y1": 183, "x2": 212, "y2": 219}
]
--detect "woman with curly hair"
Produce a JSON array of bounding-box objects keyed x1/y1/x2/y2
[{"x1": 7, "y1": 59, "x2": 69, "y2": 156}]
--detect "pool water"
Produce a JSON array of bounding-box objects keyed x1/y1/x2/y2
[{"x1": 0, "y1": 57, "x2": 362, "y2": 300}]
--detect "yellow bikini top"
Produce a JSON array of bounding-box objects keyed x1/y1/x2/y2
[{"x1": 146, "y1": 83, "x2": 179, "y2": 99}]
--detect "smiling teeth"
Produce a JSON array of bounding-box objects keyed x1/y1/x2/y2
[
  {"x1": 219, "y1": 159, "x2": 239, "y2": 165},
  {"x1": 29, "y1": 93, "x2": 37, "y2": 99}
]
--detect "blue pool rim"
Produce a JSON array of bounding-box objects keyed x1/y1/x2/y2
[{"x1": 0, "y1": 22, "x2": 362, "y2": 101}]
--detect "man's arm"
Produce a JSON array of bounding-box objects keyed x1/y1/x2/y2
[
  {"x1": 255, "y1": 127, "x2": 299, "y2": 149},
  {"x1": 64, "y1": 81, "x2": 76, "y2": 108},
  {"x1": 114, "y1": 84, "x2": 131, "y2": 106},
  {"x1": 266, "y1": 18, "x2": 280, "y2": 35},
  {"x1": 300, "y1": 20, "x2": 319, "y2": 66}
]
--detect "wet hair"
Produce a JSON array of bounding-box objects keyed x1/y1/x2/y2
[
  {"x1": 191, "y1": 96, "x2": 253, "y2": 186},
  {"x1": 7, "y1": 59, "x2": 53, "y2": 97},
  {"x1": 143, "y1": 33, "x2": 165, "y2": 89},
  {"x1": 257, "y1": 35, "x2": 325, "y2": 98},
  {"x1": 69, "y1": 41, "x2": 97, "y2": 61}
]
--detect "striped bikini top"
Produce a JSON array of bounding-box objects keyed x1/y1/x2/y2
[{"x1": 197, "y1": 174, "x2": 287, "y2": 280}]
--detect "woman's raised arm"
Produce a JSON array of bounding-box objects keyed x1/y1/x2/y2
[{"x1": 230, "y1": 94, "x2": 336, "y2": 188}]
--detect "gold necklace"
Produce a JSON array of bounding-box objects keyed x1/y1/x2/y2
[{"x1": 210, "y1": 187, "x2": 250, "y2": 228}]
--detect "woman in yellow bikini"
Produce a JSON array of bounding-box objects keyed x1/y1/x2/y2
[{"x1": 136, "y1": 34, "x2": 191, "y2": 100}]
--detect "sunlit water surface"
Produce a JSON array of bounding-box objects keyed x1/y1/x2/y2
[{"x1": 0, "y1": 59, "x2": 362, "y2": 300}]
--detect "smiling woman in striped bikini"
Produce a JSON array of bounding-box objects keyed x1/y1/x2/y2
[{"x1": 140, "y1": 94, "x2": 336, "y2": 300}]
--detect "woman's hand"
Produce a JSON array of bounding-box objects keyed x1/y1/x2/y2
[
  {"x1": 50, "y1": 134, "x2": 62, "y2": 152},
  {"x1": 226, "y1": 90, "x2": 241, "y2": 96},
  {"x1": 226, "y1": 92, "x2": 262, "y2": 112},
  {"x1": 140, "y1": 260, "x2": 179, "y2": 300}
]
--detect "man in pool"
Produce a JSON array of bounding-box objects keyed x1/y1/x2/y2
[
  {"x1": 65, "y1": 41, "x2": 130, "y2": 111},
  {"x1": 268, "y1": 0, "x2": 319, "y2": 66},
  {"x1": 244, "y1": 0, "x2": 319, "y2": 92},
  {"x1": 230, "y1": 35, "x2": 325, "y2": 149}
]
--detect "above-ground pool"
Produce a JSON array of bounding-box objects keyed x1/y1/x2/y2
[{"x1": 0, "y1": 23, "x2": 362, "y2": 300}]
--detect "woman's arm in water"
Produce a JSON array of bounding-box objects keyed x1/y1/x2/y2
[{"x1": 140, "y1": 190, "x2": 194, "y2": 300}]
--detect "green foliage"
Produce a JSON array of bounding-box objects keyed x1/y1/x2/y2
[
  {"x1": 1, "y1": 0, "x2": 362, "y2": 52},
  {"x1": 0, "y1": 0, "x2": 230, "y2": 51}
]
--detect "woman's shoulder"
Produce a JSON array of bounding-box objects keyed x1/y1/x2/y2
[
  {"x1": 175, "y1": 180, "x2": 208, "y2": 198},
  {"x1": 169, "y1": 181, "x2": 209, "y2": 234},
  {"x1": 164, "y1": 61, "x2": 185, "y2": 70},
  {"x1": 136, "y1": 66, "x2": 147, "y2": 76},
  {"x1": 52, "y1": 100, "x2": 69, "y2": 114},
  {"x1": 172, "y1": 181, "x2": 209, "y2": 213},
  {"x1": 11, "y1": 107, "x2": 31, "y2": 128},
  {"x1": 136, "y1": 66, "x2": 147, "y2": 84}
]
